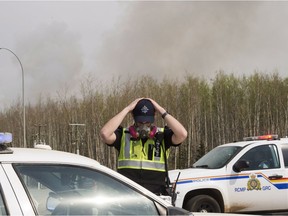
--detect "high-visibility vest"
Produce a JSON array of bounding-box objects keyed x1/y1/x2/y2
[{"x1": 117, "y1": 127, "x2": 169, "y2": 172}]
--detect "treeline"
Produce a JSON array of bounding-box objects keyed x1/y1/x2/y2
[{"x1": 1, "y1": 72, "x2": 288, "y2": 170}]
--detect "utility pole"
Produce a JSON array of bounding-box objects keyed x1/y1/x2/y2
[
  {"x1": 0, "y1": 47, "x2": 26, "y2": 147},
  {"x1": 69, "y1": 123, "x2": 85, "y2": 155}
]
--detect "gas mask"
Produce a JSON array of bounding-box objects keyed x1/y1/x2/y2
[
  {"x1": 129, "y1": 124, "x2": 157, "y2": 139},
  {"x1": 137, "y1": 124, "x2": 151, "y2": 139}
]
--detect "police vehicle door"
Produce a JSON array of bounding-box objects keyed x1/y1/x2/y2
[{"x1": 228, "y1": 144, "x2": 286, "y2": 212}]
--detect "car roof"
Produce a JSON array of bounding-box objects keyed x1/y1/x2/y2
[
  {"x1": 219, "y1": 137, "x2": 288, "y2": 148},
  {"x1": 0, "y1": 147, "x2": 100, "y2": 167}
]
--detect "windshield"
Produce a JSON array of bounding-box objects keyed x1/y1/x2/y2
[
  {"x1": 14, "y1": 164, "x2": 159, "y2": 215},
  {"x1": 193, "y1": 146, "x2": 241, "y2": 169}
]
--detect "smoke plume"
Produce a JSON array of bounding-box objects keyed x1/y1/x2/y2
[{"x1": 95, "y1": 1, "x2": 288, "y2": 82}]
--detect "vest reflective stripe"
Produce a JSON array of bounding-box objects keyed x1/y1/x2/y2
[
  {"x1": 124, "y1": 134, "x2": 131, "y2": 158},
  {"x1": 118, "y1": 160, "x2": 166, "y2": 171},
  {"x1": 118, "y1": 127, "x2": 168, "y2": 172}
]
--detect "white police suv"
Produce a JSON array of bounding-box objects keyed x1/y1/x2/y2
[
  {"x1": 0, "y1": 132, "x2": 191, "y2": 215},
  {"x1": 169, "y1": 134, "x2": 288, "y2": 214}
]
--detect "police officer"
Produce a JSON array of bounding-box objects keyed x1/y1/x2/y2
[{"x1": 100, "y1": 98, "x2": 187, "y2": 194}]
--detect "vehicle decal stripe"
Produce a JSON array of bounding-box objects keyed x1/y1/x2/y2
[
  {"x1": 176, "y1": 173, "x2": 288, "y2": 190},
  {"x1": 177, "y1": 174, "x2": 251, "y2": 184},
  {"x1": 273, "y1": 183, "x2": 288, "y2": 189},
  {"x1": 210, "y1": 175, "x2": 249, "y2": 181}
]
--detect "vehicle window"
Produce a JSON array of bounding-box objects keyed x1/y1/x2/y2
[
  {"x1": 14, "y1": 165, "x2": 159, "y2": 215},
  {"x1": 281, "y1": 145, "x2": 288, "y2": 167},
  {"x1": 239, "y1": 144, "x2": 280, "y2": 170},
  {"x1": 0, "y1": 187, "x2": 7, "y2": 215},
  {"x1": 193, "y1": 146, "x2": 241, "y2": 169}
]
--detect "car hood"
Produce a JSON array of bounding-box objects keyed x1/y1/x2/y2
[{"x1": 169, "y1": 167, "x2": 225, "y2": 183}]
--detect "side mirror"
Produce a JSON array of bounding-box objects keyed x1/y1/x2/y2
[
  {"x1": 167, "y1": 206, "x2": 192, "y2": 215},
  {"x1": 233, "y1": 160, "x2": 249, "y2": 173}
]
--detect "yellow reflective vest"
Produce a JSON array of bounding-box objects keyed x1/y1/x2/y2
[{"x1": 117, "y1": 127, "x2": 169, "y2": 172}]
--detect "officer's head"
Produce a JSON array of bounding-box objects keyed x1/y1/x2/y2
[
  {"x1": 131, "y1": 99, "x2": 156, "y2": 139},
  {"x1": 132, "y1": 99, "x2": 155, "y2": 123}
]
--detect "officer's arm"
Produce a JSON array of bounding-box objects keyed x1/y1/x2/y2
[
  {"x1": 100, "y1": 98, "x2": 143, "y2": 145},
  {"x1": 148, "y1": 98, "x2": 187, "y2": 145},
  {"x1": 162, "y1": 113, "x2": 187, "y2": 145},
  {"x1": 100, "y1": 107, "x2": 129, "y2": 145}
]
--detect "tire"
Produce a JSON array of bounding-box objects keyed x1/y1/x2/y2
[{"x1": 184, "y1": 195, "x2": 221, "y2": 213}]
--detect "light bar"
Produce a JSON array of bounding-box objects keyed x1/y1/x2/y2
[
  {"x1": 243, "y1": 134, "x2": 278, "y2": 141},
  {"x1": 0, "y1": 133, "x2": 12, "y2": 144}
]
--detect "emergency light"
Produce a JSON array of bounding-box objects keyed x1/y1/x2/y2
[
  {"x1": 243, "y1": 134, "x2": 278, "y2": 141},
  {"x1": 0, "y1": 133, "x2": 12, "y2": 144}
]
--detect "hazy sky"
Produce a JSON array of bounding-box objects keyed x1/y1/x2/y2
[{"x1": 1, "y1": 1, "x2": 288, "y2": 110}]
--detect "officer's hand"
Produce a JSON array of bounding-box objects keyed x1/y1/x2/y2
[
  {"x1": 146, "y1": 98, "x2": 164, "y2": 113},
  {"x1": 127, "y1": 98, "x2": 143, "y2": 112}
]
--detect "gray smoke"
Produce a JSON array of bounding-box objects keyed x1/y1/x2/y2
[
  {"x1": 15, "y1": 21, "x2": 83, "y2": 104},
  {"x1": 1, "y1": 1, "x2": 288, "y2": 110},
  {"x1": 95, "y1": 1, "x2": 288, "y2": 82}
]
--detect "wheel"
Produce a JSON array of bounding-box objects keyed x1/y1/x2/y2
[{"x1": 184, "y1": 195, "x2": 221, "y2": 213}]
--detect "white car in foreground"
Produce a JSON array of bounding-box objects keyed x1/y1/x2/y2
[{"x1": 0, "y1": 132, "x2": 191, "y2": 215}]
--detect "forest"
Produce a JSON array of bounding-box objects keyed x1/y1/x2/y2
[{"x1": 1, "y1": 71, "x2": 288, "y2": 171}]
